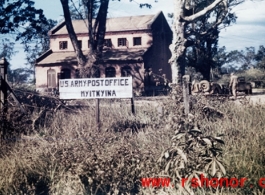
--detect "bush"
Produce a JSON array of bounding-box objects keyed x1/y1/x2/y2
[{"x1": 1, "y1": 93, "x2": 265, "y2": 195}]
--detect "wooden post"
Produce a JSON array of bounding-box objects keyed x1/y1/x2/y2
[
  {"x1": 0, "y1": 57, "x2": 8, "y2": 114},
  {"x1": 95, "y1": 99, "x2": 100, "y2": 130},
  {"x1": 131, "y1": 98, "x2": 135, "y2": 115},
  {"x1": 182, "y1": 75, "x2": 190, "y2": 115}
]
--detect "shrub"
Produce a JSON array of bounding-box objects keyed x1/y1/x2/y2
[{"x1": 1, "y1": 92, "x2": 265, "y2": 195}]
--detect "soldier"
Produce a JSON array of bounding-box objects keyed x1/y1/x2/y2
[
  {"x1": 144, "y1": 69, "x2": 150, "y2": 96},
  {"x1": 229, "y1": 72, "x2": 238, "y2": 98},
  {"x1": 148, "y1": 68, "x2": 156, "y2": 96}
]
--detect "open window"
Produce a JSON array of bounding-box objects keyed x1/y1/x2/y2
[
  {"x1": 121, "y1": 66, "x2": 132, "y2": 77},
  {"x1": 61, "y1": 68, "x2": 71, "y2": 79}
]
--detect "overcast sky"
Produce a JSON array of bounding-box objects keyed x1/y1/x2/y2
[{"x1": 8, "y1": 0, "x2": 265, "y2": 69}]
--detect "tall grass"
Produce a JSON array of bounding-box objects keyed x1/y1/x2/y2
[{"x1": 0, "y1": 97, "x2": 265, "y2": 194}]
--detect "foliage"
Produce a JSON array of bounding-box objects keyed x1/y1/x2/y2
[
  {"x1": 19, "y1": 19, "x2": 57, "y2": 69},
  {"x1": 1, "y1": 85, "x2": 265, "y2": 194},
  {"x1": 0, "y1": 0, "x2": 46, "y2": 35},
  {"x1": 69, "y1": 0, "x2": 99, "y2": 19},
  {"x1": 169, "y1": 0, "x2": 243, "y2": 83},
  {"x1": 159, "y1": 120, "x2": 225, "y2": 194},
  {"x1": 226, "y1": 47, "x2": 256, "y2": 70},
  {"x1": 0, "y1": 0, "x2": 56, "y2": 79},
  {"x1": 224, "y1": 45, "x2": 265, "y2": 71},
  {"x1": 7, "y1": 68, "x2": 33, "y2": 85},
  {"x1": 255, "y1": 45, "x2": 265, "y2": 70},
  {"x1": 0, "y1": 38, "x2": 18, "y2": 61}
]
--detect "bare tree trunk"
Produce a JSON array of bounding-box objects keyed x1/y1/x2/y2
[
  {"x1": 95, "y1": 0, "x2": 109, "y2": 59},
  {"x1": 169, "y1": 0, "x2": 186, "y2": 84},
  {"x1": 85, "y1": 0, "x2": 109, "y2": 77},
  {"x1": 169, "y1": 0, "x2": 228, "y2": 84},
  {"x1": 60, "y1": 0, "x2": 87, "y2": 70}
]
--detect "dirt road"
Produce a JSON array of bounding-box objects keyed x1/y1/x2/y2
[{"x1": 237, "y1": 89, "x2": 265, "y2": 105}]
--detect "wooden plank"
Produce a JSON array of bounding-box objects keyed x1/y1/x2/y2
[
  {"x1": 95, "y1": 99, "x2": 100, "y2": 130},
  {"x1": 131, "y1": 98, "x2": 135, "y2": 115},
  {"x1": 183, "y1": 75, "x2": 190, "y2": 115},
  {"x1": 4, "y1": 79, "x2": 27, "y2": 114},
  {"x1": 0, "y1": 76, "x2": 8, "y2": 114},
  {"x1": 0, "y1": 75, "x2": 3, "y2": 111}
]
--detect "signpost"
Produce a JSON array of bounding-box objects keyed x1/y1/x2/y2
[
  {"x1": 59, "y1": 77, "x2": 133, "y2": 99},
  {"x1": 59, "y1": 77, "x2": 134, "y2": 130}
]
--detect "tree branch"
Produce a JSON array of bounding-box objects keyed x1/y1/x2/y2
[
  {"x1": 60, "y1": 0, "x2": 87, "y2": 68},
  {"x1": 183, "y1": 0, "x2": 227, "y2": 22},
  {"x1": 200, "y1": 0, "x2": 228, "y2": 36}
]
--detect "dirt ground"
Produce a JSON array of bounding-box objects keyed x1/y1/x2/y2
[{"x1": 239, "y1": 89, "x2": 265, "y2": 105}]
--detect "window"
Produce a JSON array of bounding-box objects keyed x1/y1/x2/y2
[
  {"x1": 47, "y1": 69, "x2": 56, "y2": 88},
  {"x1": 104, "y1": 39, "x2": 112, "y2": 47},
  {"x1": 88, "y1": 40, "x2": 90, "y2": 48},
  {"x1": 75, "y1": 69, "x2": 80, "y2": 78},
  {"x1": 118, "y1": 38, "x2": 127, "y2": 47},
  {"x1": 59, "y1": 41, "x2": 68, "y2": 50},
  {"x1": 61, "y1": 68, "x2": 71, "y2": 79},
  {"x1": 78, "y1": 40, "x2": 82, "y2": 49},
  {"x1": 91, "y1": 67, "x2": 100, "y2": 78},
  {"x1": 133, "y1": 37, "x2": 142, "y2": 46},
  {"x1": 121, "y1": 66, "x2": 132, "y2": 77},
  {"x1": 105, "y1": 67, "x2": 116, "y2": 78}
]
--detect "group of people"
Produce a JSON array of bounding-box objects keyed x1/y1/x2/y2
[
  {"x1": 143, "y1": 69, "x2": 239, "y2": 98},
  {"x1": 144, "y1": 68, "x2": 170, "y2": 96}
]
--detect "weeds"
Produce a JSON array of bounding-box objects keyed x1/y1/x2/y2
[{"x1": 0, "y1": 93, "x2": 265, "y2": 194}]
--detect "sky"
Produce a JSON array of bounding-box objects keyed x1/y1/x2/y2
[{"x1": 7, "y1": 0, "x2": 265, "y2": 69}]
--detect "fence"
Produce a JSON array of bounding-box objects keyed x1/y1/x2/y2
[
  {"x1": 0, "y1": 58, "x2": 26, "y2": 116},
  {"x1": 0, "y1": 57, "x2": 8, "y2": 114}
]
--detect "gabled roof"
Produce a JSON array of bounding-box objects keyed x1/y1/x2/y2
[
  {"x1": 50, "y1": 11, "x2": 163, "y2": 35},
  {"x1": 36, "y1": 48, "x2": 148, "y2": 65}
]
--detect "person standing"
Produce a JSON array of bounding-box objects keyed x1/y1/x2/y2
[{"x1": 229, "y1": 73, "x2": 238, "y2": 98}]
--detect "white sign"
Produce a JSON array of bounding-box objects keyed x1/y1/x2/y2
[{"x1": 59, "y1": 77, "x2": 133, "y2": 99}]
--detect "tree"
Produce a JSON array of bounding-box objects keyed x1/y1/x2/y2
[
  {"x1": 60, "y1": 0, "x2": 109, "y2": 78},
  {"x1": 0, "y1": 0, "x2": 49, "y2": 36},
  {"x1": 60, "y1": 0, "x2": 236, "y2": 82},
  {"x1": 255, "y1": 45, "x2": 265, "y2": 70},
  {"x1": 69, "y1": 0, "x2": 99, "y2": 19},
  {"x1": 18, "y1": 19, "x2": 57, "y2": 69},
  {"x1": 1, "y1": 0, "x2": 57, "y2": 83},
  {"x1": 226, "y1": 47, "x2": 256, "y2": 70},
  {"x1": 184, "y1": 2, "x2": 238, "y2": 80},
  {"x1": 169, "y1": 0, "x2": 242, "y2": 83},
  {"x1": 0, "y1": 38, "x2": 17, "y2": 61},
  {"x1": 0, "y1": 38, "x2": 19, "y2": 82}
]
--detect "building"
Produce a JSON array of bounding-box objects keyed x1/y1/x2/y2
[{"x1": 35, "y1": 11, "x2": 172, "y2": 95}]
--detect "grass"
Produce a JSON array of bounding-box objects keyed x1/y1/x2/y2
[{"x1": 1, "y1": 95, "x2": 265, "y2": 194}]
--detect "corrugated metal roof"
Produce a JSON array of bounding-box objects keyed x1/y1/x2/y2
[
  {"x1": 36, "y1": 48, "x2": 148, "y2": 65},
  {"x1": 51, "y1": 13, "x2": 160, "y2": 35}
]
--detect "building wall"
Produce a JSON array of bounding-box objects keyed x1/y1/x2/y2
[
  {"x1": 49, "y1": 31, "x2": 152, "y2": 52},
  {"x1": 37, "y1": 13, "x2": 172, "y2": 95},
  {"x1": 35, "y1": 64, "x2": 78, "y2": 93},
  {"x1": 143, "y1": 13, "x2": 172, "y2": 81},
  {"x1": 36, "y1": 61, "x2": 144, "y2": 94},
  {"x1": 99, "y1": 61, "x2": 145, "y2": 91}
]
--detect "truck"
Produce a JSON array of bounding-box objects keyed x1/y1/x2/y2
[
  {"x1": 191, "y1": 76, "x2": 252, "y2": 95},
  {"x1": 236, "y1": 77, "x2": 252, "y2": 95}
]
